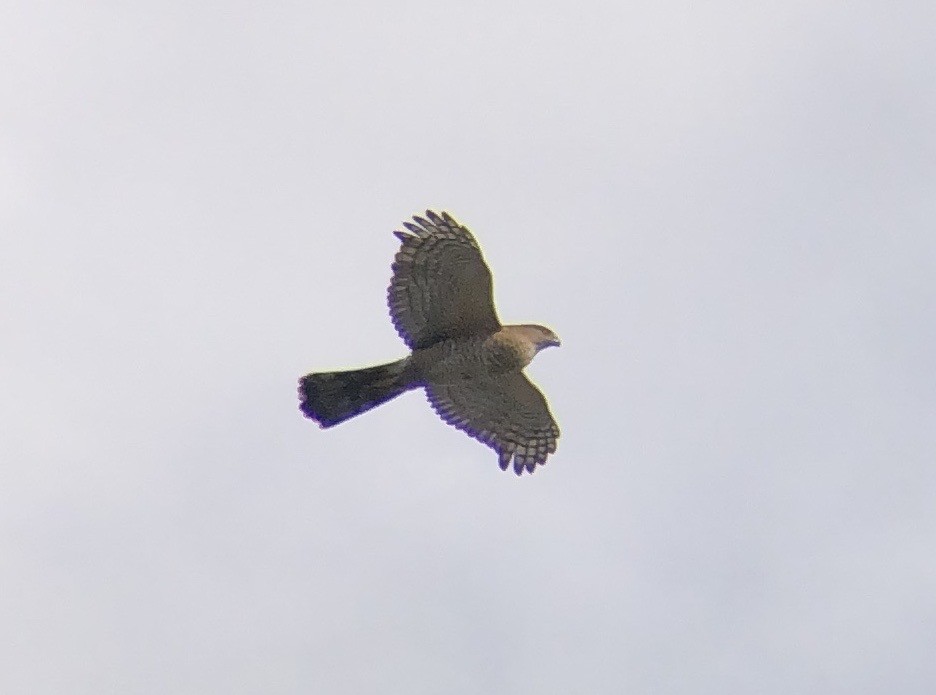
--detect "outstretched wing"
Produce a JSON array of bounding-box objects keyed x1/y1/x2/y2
[
  {"x1": 426, "y1": 372, "x2": 560, "y2": 475},
  {"x1": 388, "y1": 211, "x2": 501, "y2": 350}
]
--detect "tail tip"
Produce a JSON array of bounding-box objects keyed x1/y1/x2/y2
[{"x1": 298, "y1": 375, "x2": 346, "y2": 428}]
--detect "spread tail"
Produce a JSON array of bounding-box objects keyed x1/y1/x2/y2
[{"x1": 298, "y1": 359, "x2": 412, "y2": 428}]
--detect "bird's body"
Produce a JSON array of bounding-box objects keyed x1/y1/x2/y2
[
  {"x1": 299, "y1": 211, "x2": 560, "y2": 474},
  {"x1": 410, "y1": 327, "x2": 545, "y2": 382}
]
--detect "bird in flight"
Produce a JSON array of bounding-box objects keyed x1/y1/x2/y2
[{"x1": 299, "y1": 210, "x2": 560, "y2": 475}]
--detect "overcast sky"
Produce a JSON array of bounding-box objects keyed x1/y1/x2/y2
[{"x1": 2, "y1": 1, "x2": 935, "y2": 693}]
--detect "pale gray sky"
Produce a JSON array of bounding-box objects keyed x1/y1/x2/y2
[{"x1": 2, "y1": 1, "x2": 935, "y2": 693}]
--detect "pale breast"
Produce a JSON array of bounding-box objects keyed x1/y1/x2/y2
[
  {"x1": 485, "y1": 329, "x2": 535, "y2": 371},
  {"x1": 410, "y1": 332, "x2": 527, "y2": 385}
]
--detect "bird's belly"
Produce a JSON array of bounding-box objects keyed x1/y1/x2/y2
[{"x1": 411, "y1": 337, "x2": 520, "y2": 385}]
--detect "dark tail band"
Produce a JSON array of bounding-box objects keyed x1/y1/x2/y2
[{"x1": 299, "y1": 359, "x2": 412, "y2": 428}]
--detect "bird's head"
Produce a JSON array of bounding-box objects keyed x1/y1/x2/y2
[
  {"x1": 498, "y1": 324, "x2": 561, "y2": 367},
  {"x1": 524, "y1": 324, "x2": 561, "y2": 352}
]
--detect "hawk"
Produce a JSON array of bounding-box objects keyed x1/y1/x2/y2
[{"x1": 299, "y1": 210, "x2": 560, "y2": 474}]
